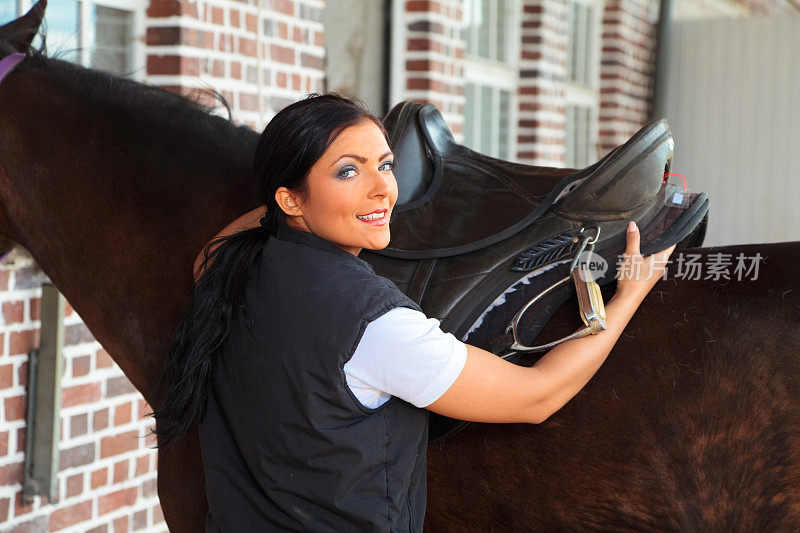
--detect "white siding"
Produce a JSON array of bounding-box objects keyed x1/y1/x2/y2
[{"x1": 664, "y1": 15, "x2": 800, "y2": 246}]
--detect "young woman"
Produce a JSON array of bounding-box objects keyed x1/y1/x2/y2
[{"x1": 150, "y1": 93, "x2": 675, "y2": 532}]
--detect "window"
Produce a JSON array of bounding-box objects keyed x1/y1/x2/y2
[
  {"x1": 462, "y1": 0, "x2": 519, "y2": 160},
  {"x1": 3, "y1": 0, "x2": 144, "y2": 79},
  {"x1": 565, "y1": 0, "x2": 602, "y2": 168}
]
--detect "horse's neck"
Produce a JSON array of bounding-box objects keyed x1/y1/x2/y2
[{"x1": 0, "y1": 66, "x2": 260, "y2": 400}]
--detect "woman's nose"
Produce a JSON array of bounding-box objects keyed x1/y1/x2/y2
[{"x1": 370, "y1": 167, "x2": 395, "y2": 199}]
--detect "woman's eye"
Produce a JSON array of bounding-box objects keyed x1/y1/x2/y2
[
  {"x1": 379, "y1": 160, "x2": 394, "y2": 171},
  {"x1": 337, "y1": 167, "x2": 357, "y2": 179}
]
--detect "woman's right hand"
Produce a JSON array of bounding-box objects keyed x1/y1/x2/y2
[{"x1": 616, "y1": 221, "x2": 676, "y2": 299}]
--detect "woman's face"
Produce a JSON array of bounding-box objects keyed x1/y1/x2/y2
[{"x1": 275, "y1": 119, "x2": 397, "y2": 256}]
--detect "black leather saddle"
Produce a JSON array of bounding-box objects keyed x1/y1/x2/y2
[{"x1": 360, "y1": 101, "x2": 709, "y2": 442}]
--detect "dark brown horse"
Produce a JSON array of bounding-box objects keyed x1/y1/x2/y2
[{"x1": 3, "y1": 2, "x2": 800, "y2": 530}]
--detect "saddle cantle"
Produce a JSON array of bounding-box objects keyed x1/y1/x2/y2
[{"x1": 360, "y1": 101, "x2": 710, "y2": 442}]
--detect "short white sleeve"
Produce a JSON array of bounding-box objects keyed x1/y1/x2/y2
[{"x1": 343, "y1": 306, "x2": 468, "y2": 409}]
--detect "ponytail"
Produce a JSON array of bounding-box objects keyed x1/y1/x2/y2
[{"x1": 147, "y1": 223, "x2": 273, "y2": 451}]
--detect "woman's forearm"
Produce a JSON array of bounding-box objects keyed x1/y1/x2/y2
[{"x1": 529, "y1": 289, "x2": 645, "y2": 422}]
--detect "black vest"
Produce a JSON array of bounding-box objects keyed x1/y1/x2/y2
[{"x1": 199, "y1": 224, "x2": 430, "y2": 532}]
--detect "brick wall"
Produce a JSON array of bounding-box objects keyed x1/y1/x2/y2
[
  {"x1": 598, "y1": 0, "x2": 662, "y2": 152},
  {"x1": 517, "y1": 0, "x2": 569, "y2": 165},
  {"x1": 146, "y1": 0, "x2": 326, "y2": 131},
  {"x1": 0, "y1": 251, "x2": 162, "y2": 531},
  {"x1": 397, "y1": 0, "x2": 467, "y2": 138}
]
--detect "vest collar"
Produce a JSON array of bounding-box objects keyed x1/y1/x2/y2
[{"x1": 275, "y1": 224, "x2": 376, "y2": 273}]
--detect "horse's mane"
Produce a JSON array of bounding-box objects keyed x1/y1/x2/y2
[{"x1": 4, "y1": 31, "x2": 260, "y2": 161}]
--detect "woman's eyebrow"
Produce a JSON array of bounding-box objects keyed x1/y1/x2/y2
[{"x1": 331, "y1": 152, "x2": 394, "y2": 167}]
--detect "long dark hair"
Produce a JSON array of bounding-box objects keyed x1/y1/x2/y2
[{"x1": 148, "y1": 92, "x2": 389, "y2": 451}]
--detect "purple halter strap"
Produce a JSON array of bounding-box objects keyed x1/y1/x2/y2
[
  {"x1": 0, "y1": 53, "x2": 26, "y2": 264},
  {"x1": 0, "y1": 53, "x2": 26, "y2": 85}
]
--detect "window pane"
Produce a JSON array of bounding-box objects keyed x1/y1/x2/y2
[
  {"x1": 498, "y1": 89, "x2": 510, "y2": 159},
  {"x1": 88, "y1": 5, "x2": 133, "y2": 75},
  {"x1": 478, "y1": 0, "x2": 490, "y2": 58},
  {"x1": 479, "y1": 85, "x2": 492, "y2": 154},
  {"x1": 31, "y1": 0, "x2": 79, "y2": 63},
  {"x1": 464, "y1": 82, "x2": 477, "y2": 149},
  {"x1": 0, "y1": 1, "x2": 17, "y2": 25}
]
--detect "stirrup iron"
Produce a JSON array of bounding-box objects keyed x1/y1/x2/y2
[{"x1": 501, "y1": 227, "x2": 608, "y2": 358}]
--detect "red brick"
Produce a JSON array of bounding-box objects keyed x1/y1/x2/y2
[
  {"x1": 211, "y1": 6, "x2": 224, "y2": 24},
  {"x1": 0, "y1": 270, "x2": 9, "y2": 291},
  {"x1": 4, "y1": 395, "x2": 24, "y2": 421},
  {"x1": 277, "y1": 71, "x2": 287, "y2": 88},
  {"x1": 98, "y1": 487, "x2": 137, "y2": 515},
  {"x1": 143, "y1": 478, "x2": 157, "y2": 497},
  {"x1": 291, "y1": 73, "x2": 300, "y2": 91},
  {"x1": 270, "y1": 44, "x2": 294, "y2": 64},
  {"x1": 0, "y1": 496, "x2": 9, "y2": 522},
  {"x1": 9, "y1": 329, "x2": 36, "y2": 356},
  {"x1": 96, "y1": 348, "x2": 114, "y2": 369},
  {"x1": 0, "y1": 462, "x2": 22, "y2": 485},
  {"x1": 407, "y1": 0, "x2": 439, "y2": 13},
  {"x1": 72, "y1": 355, "x2": 91, "y2": 377},
  {"x1": 113, "y1": 515, "x2": 129, "y2": 533},
  {"x1": 245, "y1": 13, "x2": 257, "y2": 32},
  {"x1": 0, "y1": 364, "x2": 12, "y2": 388},
  {"x1": 135, "y1": 454, "x2": 150, "y2": 476},
  {"x1": 147, "y1": 55, "x2": 179, "y2": 75},
  {"x1": 277, "y1": 22, "x2": 288, "y2": 39},
  {"x1": 16, "y1": 427, "x2": 24, "y2": 453},
  {"x1": 60, "y1": 443, "x2": 95, "y2": 469},
  {"x1": 239, "y1": 37, "x2": 257, "y2": 57},
  {"x1": 147, "y1": 0, "x2": 181, "y2": 17},
  {"x1": 70, "y1": 413, "x2": 88, "y2": 438},
  {"x1": 230, "y1": 61, "x2": 242, "y2": 79},
  {"x1": 106, "y1": 375, "x2": 136, "y2": 397},
  {"x1": 133, "y1": 509, "x2": 147, "y2": 529},
  {"x1": 272, "y1": 0, "x2": 294, "y2": 16},
  {"x1": 212, "y1": 59, "x2": 225, "y2": 77},
  {"x1": 301, "y1": 52, "x2": 323, "y2": 70},
  {"x1": 146, "y1": 26, "x2": 180, "y2": 46},
  {"x1": 100, "y1": 430, "x2": 140, "y2": 458},
  {"x1": 3, "y1": 301, "x2": 23, "y2": 324},
  {"x1": 0, "y1": 430, "x2": 7, "y2": 456},
  {"x1": 94, "y1": 408, "x2": 109, "y2": 431},
  {"x1": 113, "y1": 459, "x2": 128, "y2": 483},
  {"x1": 66, "y1": 473, "x2": 83, "y2": 498},
  {"x1": 62, "y1": 383, "x2": 102, "y2": 408},
  {"x1": 50, "y1": 499, "x2": 92, "y2": 530},
  {"x1": 91, "y1": 467, "x2": 108, "y2": 489},
  {"x1": 314, "y1": 30, "x2": 324, "y2": 47},
  {"x1": 114, "y1": 402, "x2": 132, "y2": 426},
  {"x1": 230, "y1": 8, "x2": 240, "y2": 28}
]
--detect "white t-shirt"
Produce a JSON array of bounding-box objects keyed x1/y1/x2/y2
[{"x1": 343, "y1": 306, "x2": 468, "y2": 409}]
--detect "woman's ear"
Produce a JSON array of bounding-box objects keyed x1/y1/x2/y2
[{"x1": 275, "y1": 187, "x2": 303, "y2": 217}]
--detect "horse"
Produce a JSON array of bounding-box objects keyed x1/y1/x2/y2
[{"x1": 3, "y1": 2, "x2": 799, "y2": 530}]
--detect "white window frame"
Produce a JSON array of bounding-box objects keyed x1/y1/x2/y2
[
  {"x1": 19, "y1": 0, "x2": 147, "y2": 81},
  {"x1": 564, "y1": 0, "x2": 603, "y2": 167},
  {"x1": 462, "y1": 0, "x2": 521, "y2": 160}
]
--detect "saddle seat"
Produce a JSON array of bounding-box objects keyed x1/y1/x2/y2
[{"x1": 378, "y1": 101, "x2": 686, "y2": 259}]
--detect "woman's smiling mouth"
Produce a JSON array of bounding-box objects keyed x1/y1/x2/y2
[{"x1": 356, "y1": 208, "x2": 388, "y2": 225}]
